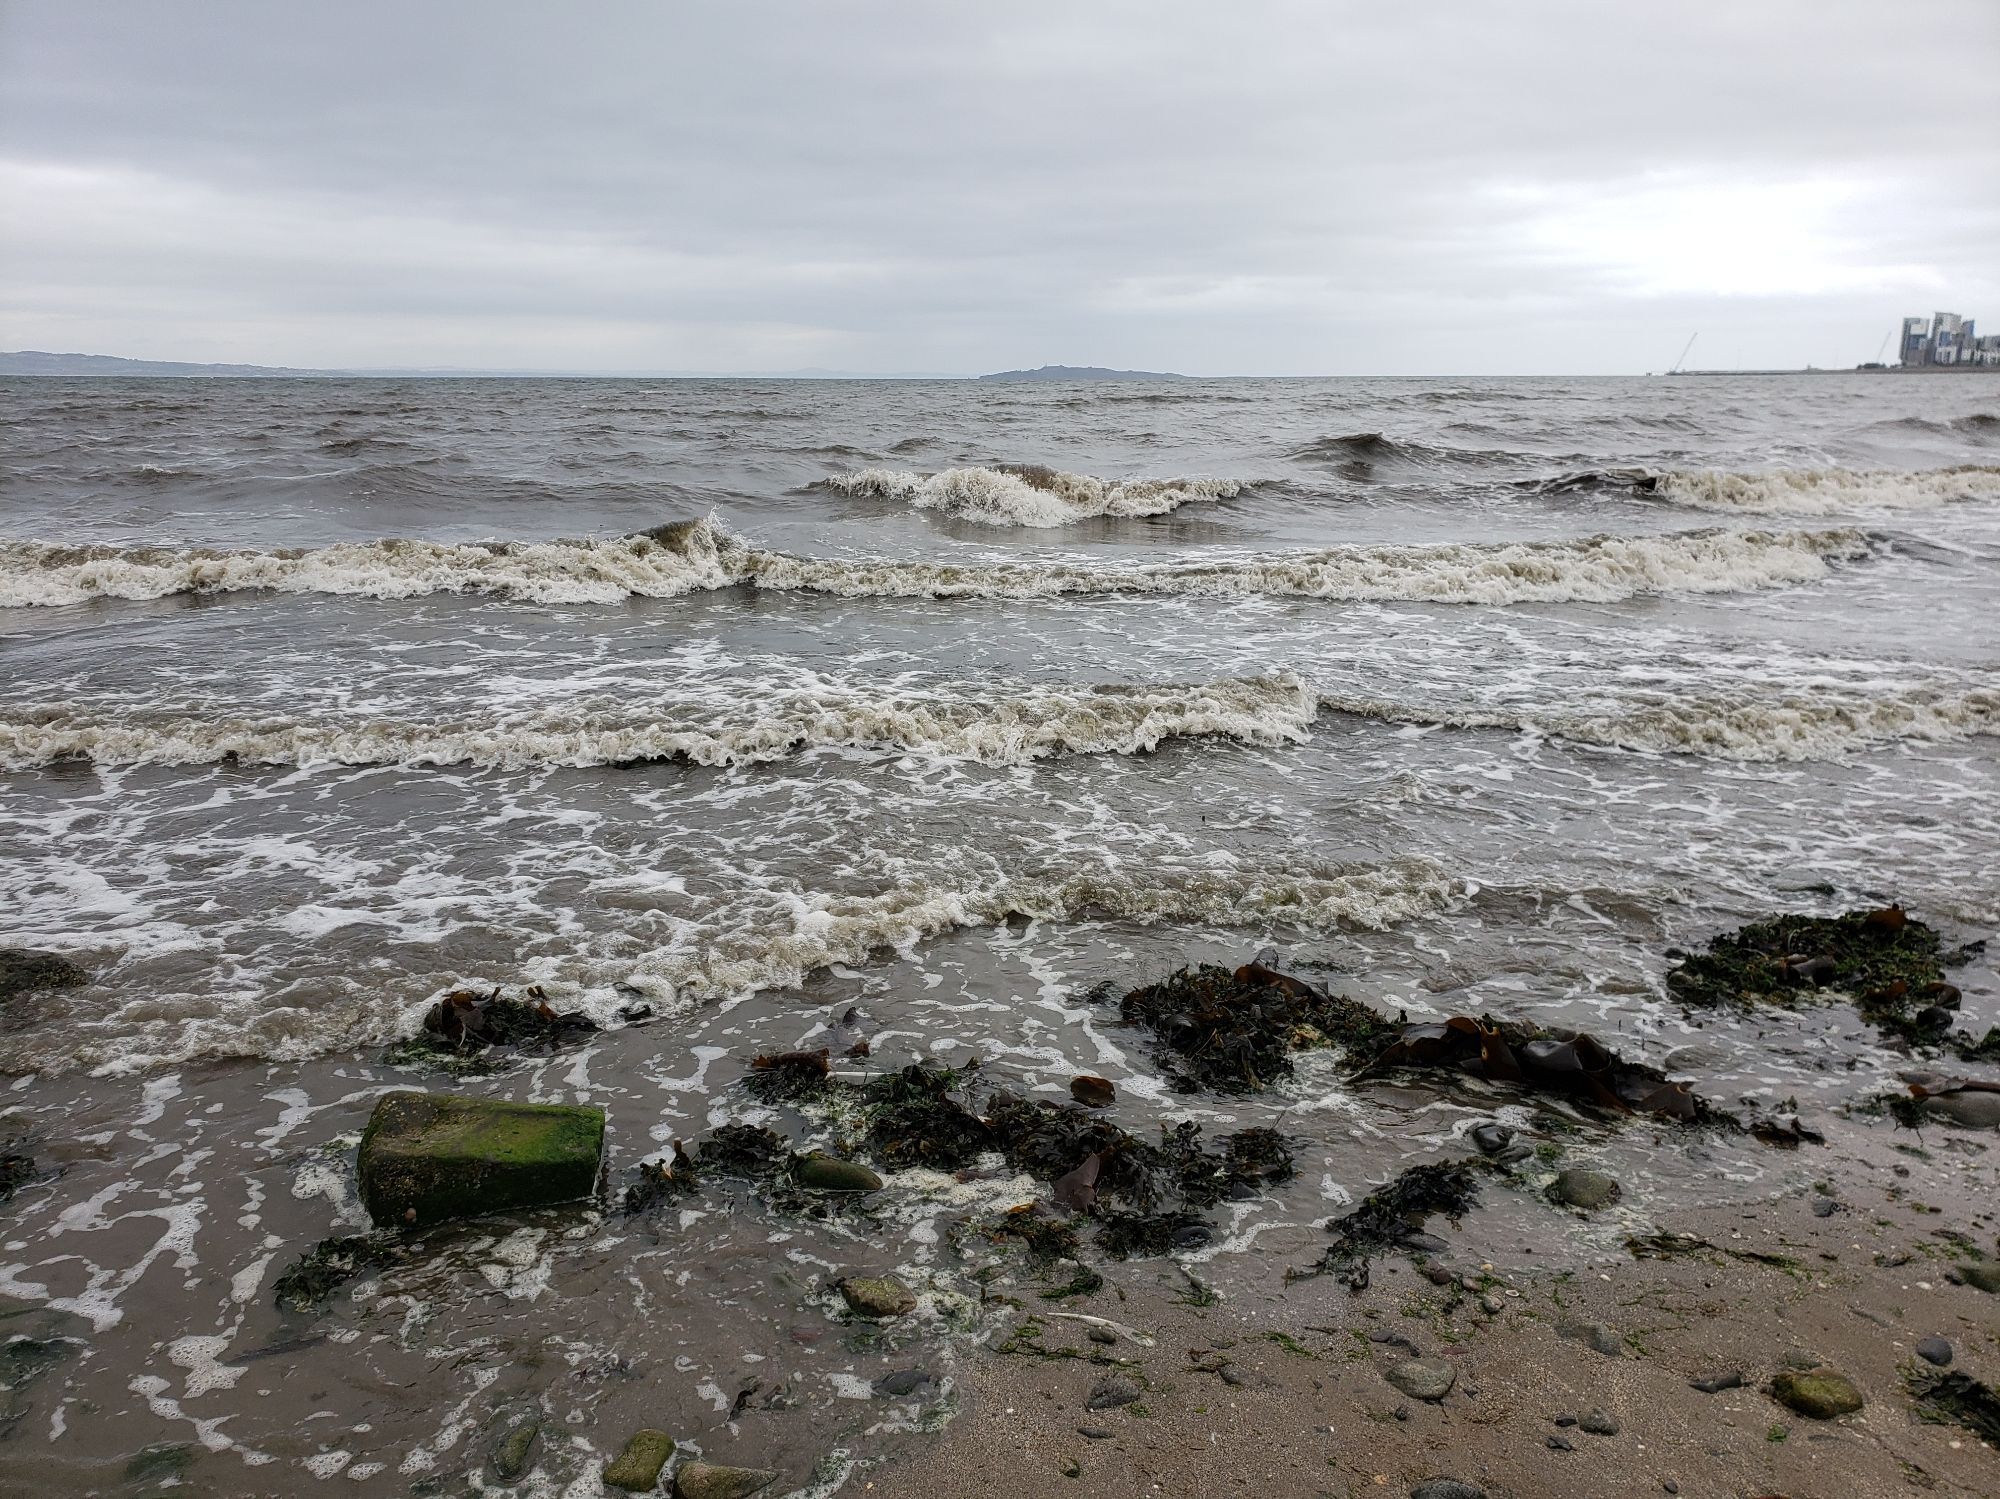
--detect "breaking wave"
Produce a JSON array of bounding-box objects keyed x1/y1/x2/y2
[
  {"x1": 613, "y1": 858, "x2": 1460, "y2": 1013},
  {"x1": 0, "y1": 518, "x2": 1872, "y2": 610},
  {"x1": 1638, "y1": 463, "x2": 2000, "y2": 515},
  {"x1": 819, "y1": 465, "x2": 1246, "y2": 525},
  {"x1": 15, "y1": 856, "x2": 1459, "y2": 1074},
  {"x1": 0, "y1": 676, "x2": 1318, "y2": 772},
  {"x1": 1319, "y1": 683, "x2": 2000, "y2": 761}
]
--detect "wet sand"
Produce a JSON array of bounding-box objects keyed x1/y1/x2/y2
[{"x1": 870, "y1": 1158, "x2": 1999, "y2": 1499}]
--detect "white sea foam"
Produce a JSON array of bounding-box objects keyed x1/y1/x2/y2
[
  {"x1": 1318, "y1": 682, "x2": 2000, "y2": 761},
  {"x1": 610, "y1": 858, "x2": 1461, "y2": 1013},
  {"x1": 0, "y1": 676, "x2": 1319, "y2": 771},
  {"x1": 5, "y1": 856, "x2": 1459, "y2": 1074},
  {"x1": 1645, "y1": 463, "x2": 2000, "y2": 515},
  {"x1": 820, "y1": 465, "x2": 1245, "y2": 525},
  {"x1": 0, "y1": 519, "x2": 1870, "y2": 609}
]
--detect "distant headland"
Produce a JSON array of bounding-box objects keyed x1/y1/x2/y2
[
  {"x1": 976, "y1": 364, "x2": 1186, "y2": 382},
  {"x1": 0, "y1": 350, "x2": 329, "y2": 377}
]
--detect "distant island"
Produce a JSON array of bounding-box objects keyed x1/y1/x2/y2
[
  {"x1": 0, "y1": 350, "x2": 330, "y2": 377},
  {"x1": 976, "y1": 364, "x2": 1186, "y2": 382}
]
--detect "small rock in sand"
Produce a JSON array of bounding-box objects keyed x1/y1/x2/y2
[
  {"x1": 1085, "y1": 1376, "x2": 1141, "y2": 1411},
  {"x1": 1546, "y1": 1168, "x2": 1621, "y2": 1211},
  {"x1": 675, "y1": 1462, "x2": 778, "y2": 1499},
  {"x1": 1411, "y1": 1482, "x2": 1486, "y2": 1499},
  {"x1": 1769, "y1": 1367, "x2": 1864, "y2": 1419},
  {"x1": 1383, "y1": 1359, "x2": 1456, "y2": 1402},
  {"x1": 1579, "y1": 1408, "x2": 1619, "y2": 1436},
  {"x1": 838, "y1": 1276, "x2": 916, "y2": 1319},
  {"x1": 1959, "y1": 1263, "x2": 2000, "y2": 1295},
  {"x1": 1558, "y1": 1320, "x2": 1623, "y2": 1357},
  {"x1": 1915, "y1": 1336, "x2": 1953, "y2": 1367},
  {"x1": 1689, "y1": 1371, "x2": 1743, "y2": 1393}
]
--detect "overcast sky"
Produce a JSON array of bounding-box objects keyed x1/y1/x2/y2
[{"x1": 2, "y1": 1, "x2": 1995, "y2": 375}]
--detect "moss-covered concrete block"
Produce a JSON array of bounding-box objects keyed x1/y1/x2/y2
[{"x1": 357, "y1": 1091, "x2": 604, "y2": 1227}]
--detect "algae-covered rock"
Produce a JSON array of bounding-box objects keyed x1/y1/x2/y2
[
  {"x1": 1770, "y1": 1366, "x2": 1863, "y2": 1419},
  {"x1": 493, "y1": 1419, "x2": 539, "y2": 1480},
  {"x1": 1546, "y1": 1168, "x2": 1621, "y2": 1211},
  {"x1": 356, "y1": 1091, "x2": 604, "y2": 1228},
  {"x1": 604, "y1": 1429, "x2": 676, "y2": 1491},
  {"x1": 792, "y1": 1153, "x2": 882, "y2": 1193},
  {"x1": 0, "y1": 948, "x2": 88, "y2": 1003},
  {"x1": 839, "y1": 1275, "x2": 917, "y2": 1318},
  {"x1": 675, "y1": 1462, "x2": 778, "y2": 1499},
  {"x1": 1959, "y1": 1263, "x2": 2000, "y2": 1294}
]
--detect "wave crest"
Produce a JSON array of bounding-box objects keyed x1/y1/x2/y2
[
  {"x1": 1319, "y1": 683, "x2": 1999, "y2": 761},
  {"x1": 0, "y1": 520, "x2": 1869, "y2": 609},
  {"x1": 820, "y1": 465, "x2": 1245, "y2": 525},
  {"x1": 1641, "y1": 463, "x2": 2000, "y2": 515},
  {"x1": 0, "y1": 676, "x2": 1318, "y2": 772}
]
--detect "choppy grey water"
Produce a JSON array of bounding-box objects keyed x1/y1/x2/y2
[{"x1": 1, "y1": 373, "x2": 1996, "y2": 1493}]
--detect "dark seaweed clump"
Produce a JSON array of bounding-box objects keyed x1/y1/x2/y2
[
  {"x1": 623, "y1": 1143, "x2": 699, "y2": 1213},
  {"x1": 692, "y1": 1124, "x2": 790, "y2": 1178},
  {"x1": 386, "y1": 985, "x2": 600, "y2": 1073},
  {"x1": 862, "y1": 1063, "x2": 995, "y2": 1170},
  {"x1": 984, "y1": 1092, "x2": 1295, "y2": 1258},
  {"x1": 1293, "y1": 1161, "x2": 1480, "y2": 1289},
  {"x1": 1906, "y1": 1367, "x2": 2000, "y2": 1445},
  {"x1": 1115, "y1": 962, "x2": 1399, "y2": 1092},
  {"x1": 273, "y1": 1235, "x2": 402, "y2": 1313},
  {"x1": 1667, "y1": 908, "x2": 1988, "y2": 1057},
  {"x1": 0, "y1": 1152, "x2": 46, "y2": 1202},
  {"x1": 1358, "y1": 1015, "x2": 1717, "y2": 1123}
]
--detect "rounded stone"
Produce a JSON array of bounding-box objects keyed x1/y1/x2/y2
[
  {"x1": 793, "y1": 1153, "x2": 883, "y2": 1192},
  {"x1": 603, "y1": 1430, "x2": 676, "y2": 1493},
  {"x1": 1383, "y1": 1358, "x2": 1457, "y2": 1402},
  {"x1": 1411, "y1": 1482, "x2": 1486, "y2": 1499},
  {"x1": 1545, "y1": 1168, "x2": 1622, "y2": 1211},
  {"x1": 1769, "y1": 1367, "x2": 1863, "y2": 1419},
  {"x1": 1915, "y1": 1336, "x2": 1953, "y2": 1367},
  {"x1": 1960, "y1": 1263, "x2": 2000, "y2": 1294},
  {"x1": 838, "y1": 1275, "x2": 916, "y2": 1318},
  {"x1": 1578, "y1": 1407, "x2": 1619, "y2": 1436},
  {"x1": 675, "y1": 1462, "x2": 779, "y2": 1499}
]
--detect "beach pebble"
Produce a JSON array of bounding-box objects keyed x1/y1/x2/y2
[
  {"x1": 1958, "y1": 1263, "x2": 2000, "y2": 1294},
  {"x1": 1769, "y1": 1367, "x2": 1864, "y2": 1419},
  {"x1": 1546, "y1": 1168, "x2": 1622, "y2": 1211},
  {"x1": 1915, "y1": 1336, "x2": 1953, "y2": 1366},
  {"x1": 1069, "y1": 1075, "x2": 1116, "y2": 1108},
  {"x1": 1579, "y1": 1407, "x2": 1620, "y2": 1436},
  {"x1": 1085, "y1": 1375, "x2": 1140, "y2": 1411},
  {"x1": 1689, "y1": 1371, "x2": 1743, "y2": 1393},
  {"x1": 675, "y1": 1462, "x2": 778, "y2": 1499},
  {"x1": 838, "y1": 1276, "x2": 916, "y2": 1319},
  {"x1": 1383, "y1": 1359, "x2": 1456, "y2": 1402},
  {"x1": 1410, "y1": 1482, "x2": 1486, "y2": 1499},
  {"x1": 1076, "y1": 1426, "x2": 1112, "y2": 1440},
  {"x1": 873, "y1": 1368, "x2": 930, "y2": 1397},
  {"x1": 1558, "y1": 1319, "x2": 1623, "y2": 1357}
]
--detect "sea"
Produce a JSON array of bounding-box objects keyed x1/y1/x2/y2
[{"x1": 0, "y1": 372, "x2": 1996, "y2": 1493}]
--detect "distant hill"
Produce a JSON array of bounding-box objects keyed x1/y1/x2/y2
[
  {"x1": 0, "y1": 350, "x2": 330, "y2": 377},
  {"x1": 977, "y1": 364, "x2": 1186, "y2": 382}
]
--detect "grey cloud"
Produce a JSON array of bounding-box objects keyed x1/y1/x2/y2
[{"x1": 1, "y1": 0, "x2": 1994, "y2": 373}]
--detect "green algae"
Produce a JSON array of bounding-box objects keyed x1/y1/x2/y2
[{"x1": 356, "y1": 1092, "x2": 605, "y2": 1227}]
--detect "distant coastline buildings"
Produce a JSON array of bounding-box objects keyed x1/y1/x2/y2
[{"x1": 1899, "y1": 312, "x2": 2000, "y2": 367}]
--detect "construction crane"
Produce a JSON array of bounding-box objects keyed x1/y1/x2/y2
[{"x1": 1669, "y1": 332, "x2": 1699, "y2": 374}]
